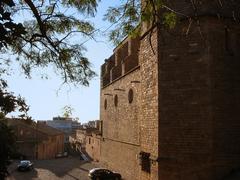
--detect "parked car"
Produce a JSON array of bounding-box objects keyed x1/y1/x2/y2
[
  {"x1": 88, "y1": 168, "x2": 121, "y2": 180},
  {"x1": 17, "y1": 160, "x2": 33, "y2": 171},
  {"x1": 55, "y1": 151, "x2": 68, "y2": 158}
]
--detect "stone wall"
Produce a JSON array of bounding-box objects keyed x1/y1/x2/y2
[
  {"x1": 157, "y1": 17, "x2": 240, "y2": 179},
  {"x1": 100, "y1": 65, "x2": 141, "y2": 180},
  {"x1": 162, "y1": 0, "x2": 240, "y2": 20},
  {"x1": 138, "y1": 27, "x2": 160, "y2": 180},
  {"x1": 101, "y1": 139, "x2": 140, "y2": 180},
  {"x1": 85, "y1": 134, "x2": 101, "y2": 162},
  {"x1": 101, "y1": 37, "x2": 140, "y2": 88},
  {"x1": 100, "y1": 2, "x2": 240, "y2": 179},
  {"x1": 208, "y1": 18, "x2": 240, "y2": 179},
  {"x1": 157, "y1": 18, "x2": 213, "y2": 180}
]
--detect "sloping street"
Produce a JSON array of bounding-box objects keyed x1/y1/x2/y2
[{"x1": 7, "y1": 157, "x2": 99, "y2": 180}]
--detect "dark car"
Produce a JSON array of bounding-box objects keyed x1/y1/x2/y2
[
  {"x1": 55, "y1": 151, "x2": 68, "y2": 158},
  {"x1": 88, "y1": 168, "x2": 121, "y2": 180},
  {"x1": 17, "y1": 160, "x2": 33, "y2": 171}
]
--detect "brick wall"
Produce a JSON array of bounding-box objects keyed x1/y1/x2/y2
[
  {"x1": 76, "y1": 130, "x2": 87, "y2": 147},
  {"x1": 157, "y1": 19, "x2": 213, "y2": 180},
  {"x1": 139, "y1": 27, "x2": 160, "y2": 180},
  {"x1": 101, "y1": 139, "x2": 140, "y2": 180},
  {"x1": 100, "y1": 67, "x2": 141, "y2": 180},
  {"x1": 208, "y1": 19, "x2": 240, "y2": 179},
  {"x1": 85, "y1": 134, "x2": 101, "y2": 161},
  {"x1": 162, "y1": 0, "x2": 240, "y2": 20},
  {"x1": 157, "y1": 17, "x2": 240, "y2": 179},
  {"x1": 101, "y1": 37, "x2": 140, "y2": 88},
  {"x1": 100, "y1": 2, "x2": 240, "y2": 179}
]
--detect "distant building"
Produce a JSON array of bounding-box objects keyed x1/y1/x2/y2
[
  {"x1": 85, "y1": 131, "x2": 101, "y2": 162},
  {"x1": 86, "y1": 120, "x2": 101, "y2": 129},
  {"x1": 71, "y1": 120, "x2": 102, "y2": 161},
  {"x1": 7, "y1": 119, "x2": 64, "y2": 160},
  {"x1": 43, "y1": 117, "x2": 81, "y2": 143}
]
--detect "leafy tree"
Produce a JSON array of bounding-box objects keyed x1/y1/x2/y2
[
  {"x1": 104, "y1": 0, "x2": 176, "y2": 45},
  {"x1": 0, "y1": 1, "x2": 101, "y2": 177},
  {"x1": 0, "y1": 79, "x2": 29, "y2": 117},
  {"x1": 0, "y1": 119, "x2": 16, "y2": 179},
  {"x1": 62, "y1": 105, "x2": 74, "y2": 118},
  {"x1": 0, "y1": 79, "x2": 29, "y2": 179},
  {"x1": 0, "y1": 0, "x2": 177, "y2": 84},
  {"x1": 0, "y1": 0, "x2": 104, "y2": 122},
  {"x1": 0, "y1": 0, "x2": 98, "y2": 86}
]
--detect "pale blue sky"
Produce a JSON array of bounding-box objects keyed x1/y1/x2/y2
[{"x1": 6, "y1": 1, "x2": 121, "y2": 123}]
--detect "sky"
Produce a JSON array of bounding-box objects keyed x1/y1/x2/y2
[{"x1": 5, "y1": 1, "x2": 121, "y2": 123}]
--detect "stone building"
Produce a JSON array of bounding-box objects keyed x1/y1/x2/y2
[
  {"x1": 44, "y1": 117, "x2": 81, "y2": 143},
  {"x1": 73, "y1": 127, "x2": 101, "y2": 161},
  {"x1": 7, "y1": 119, "x2": 64, "y2": 160},
  {"x1": 100, "y1": 1, "x2": 240, "y2": 180},
  {"x1": 85, "y1": 131, "x2": 101, "y2": 162}
]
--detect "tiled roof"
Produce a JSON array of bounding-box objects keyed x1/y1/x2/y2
[
  {"x1": 37, "y1": 123, "x2": 64, "y2": 136},
  {"x1": 6, "y1": 118, "x2": 64, "y2": 136}
]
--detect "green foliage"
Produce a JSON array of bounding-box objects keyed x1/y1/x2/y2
[
  {"x1": 0, "y1": 120, "x2": 16, "y2": 179},
  {"x1": 104, "y1": 0, "x2": 141, "y2": 45},
  {"x1": 62, "y1": 105, "x2": 74, "y2": 118},
  {"x1": 0, "y1": 0, "x2": 179, "y2": 83},
  {"x1": 104, "y1": 0, "x2": 177, "y2": 45},
  {"x1": 0, "y1": 80, "x2": 29, "y2": 118},
  {"x1": 0, "y1": 0, "x2": 99, "y2": 86},
  {"x1": 62, "y1": 0, "x2": 100, "y2": 16},
  {"x1": 0, "y1": 0, "x2": 26, "y2": 49},
  {"x1": 163, "y1": 12, "x2": 177, "y2": 29}
]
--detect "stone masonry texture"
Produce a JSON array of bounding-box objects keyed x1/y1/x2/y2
[{"x1": 100, "y1": 1, "x2": 240, "y2": 180}]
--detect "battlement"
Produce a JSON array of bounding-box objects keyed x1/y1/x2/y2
[
  {"x1": 101, "y1": 36, "x2": 140, "y2": 88},
  {"x1": 169, "y1": 1, "x2": 239, "y2": 20},
  {"x1": 141, "y1": 0, "x2": 240, "y2": 20}
]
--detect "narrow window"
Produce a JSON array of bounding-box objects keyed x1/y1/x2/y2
[
  {"x1": 128, "y1": 89, "x2": 134, "y2": 103},
  {"x1": 104, "y1": 99, "x2": 107, "y2": 110},
  {"x1": 114, "y1": 95, "x2": 118, "y2": 107}
]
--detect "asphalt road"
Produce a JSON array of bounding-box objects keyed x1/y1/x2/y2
[{"x1": 7, "y1": 157, "x2": 99, "y2": 180}]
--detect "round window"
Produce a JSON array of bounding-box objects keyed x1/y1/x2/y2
[
  {"x1": 128, "y1": 89, "x2": 134, "y2": 103},
  {"x1": 114, "y1": 95, "x2": 118, "y2": 107},
  {"x1": 104, "y1": 99, "x2": 107, "y2": 110}
]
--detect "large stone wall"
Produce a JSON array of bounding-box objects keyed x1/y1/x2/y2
[
  {"x1": 101, "y1": 140, "x2": 140, "y2": 180},
  {"x1": 101, "y1": 37, "x2": 140, "y2": 88},
  {"x1": 100, "y1": 2, "x2": 240, "y2": 179},
  {"x1": 158, "y1": 18, "x2": 214, "y2": 180},
  {"x1": 138, "y1": 27, "x2": 160, "y2": 180},
  {"x1": 100, "y1": 66, "x2": 141, "y2": 180},
  {"x1": 157, "y1": 17, "x2": 240, "y2": 179},
  {"x1": 208, "y1": 19, "x2": 240, "y2": 179},
  {"x1": 85, "y1": 134, "x2": 101, "y2": 162},
  {"x1": 162, "y1": 0, "x2": 240, "y2": 20}
]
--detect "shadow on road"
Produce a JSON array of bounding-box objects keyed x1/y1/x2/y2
[
  {"x1": 8, "y1": 168, "x2": 38, "y2": 180},
  {"x1": 33, "y1": 157, "x2": 88, "y2": 177},
  {"x1": 8, "y1": 156, "x2": 97, "y2": 179}
]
